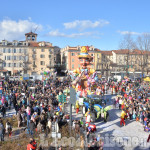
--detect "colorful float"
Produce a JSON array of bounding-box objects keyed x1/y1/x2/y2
[{"x1": 70, "y1": 46, "x2": 111, "y2": 122}]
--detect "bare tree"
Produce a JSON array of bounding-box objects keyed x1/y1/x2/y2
[
  {"x1": 21, "y1": 49, "x2": 31, "y2": 74},
  {"x1": 119, "y1": 34, "x2": 137, "y2": 77},
  {"x1": 136, "y1": 33, "x2": 150, "y2": 76}
]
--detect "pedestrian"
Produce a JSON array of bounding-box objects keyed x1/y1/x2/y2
[
  {"x1": 76, "y1": 100, "x2": 79, "y2": 115},
  {"x1": 6, "y1": 121, "x2": 12, "y2": 137},
  {"x1": 1, "y1": 105, "x2": 6, "y2": 117},
  {"x1": 27, "y1": 138, "x2": 37, "y2": 150},
  {"x1": 0, "y1": 120, "x2": 5, "y2": 141},
  {"x1": 120, "y1": 109, "x2": 126, "y2": 126},
  {"x1": 17, "y1": 110, "x2": 22, "y2": 128},
  {"x1": 29, "y1": 120, "x2": 36, "y2": 136}
]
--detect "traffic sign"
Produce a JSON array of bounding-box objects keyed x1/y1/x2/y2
[{"x1": 70, "y1": 87, "x2": 76, "y2": 104}]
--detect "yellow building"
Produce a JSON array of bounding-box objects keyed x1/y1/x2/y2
[{"x1": 0, "y1": 32, "x2": 60, "y2": 76}]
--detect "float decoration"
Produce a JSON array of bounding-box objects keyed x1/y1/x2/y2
[{"x1": 72, "y1": 46, "x2": 98, "y2": 98}]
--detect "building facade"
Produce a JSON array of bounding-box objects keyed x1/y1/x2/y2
[
  {"x1": 60, "y1": 45, "x2": 101, "y2": 73},
  {"x1": 0, "y1": 32, "x2": 61, "y2": 76}
]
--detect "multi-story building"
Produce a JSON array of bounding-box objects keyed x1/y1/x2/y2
[
  {"x1": 102, "y1": 49, "x2": 150, "y2": 77},
  {"x1": 0, "y1": 39, "x2": 29, "y2": 76},
  {"x1": 60, "y1": 45, "x2": 101, "y2": 73},
  {"x1": 0, "y1": 32, "x2": 61, "y2": 76}
]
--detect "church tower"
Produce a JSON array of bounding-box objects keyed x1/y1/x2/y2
[{"x1": 25, "y1": 32, "x2": 37, "y2": 42}]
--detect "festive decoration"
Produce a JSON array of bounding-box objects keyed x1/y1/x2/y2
[{"x1": 72, "y1": 46, "x2": 98, "y2": 97}]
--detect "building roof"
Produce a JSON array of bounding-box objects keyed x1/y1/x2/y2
[
  {"x1": 25, "y1": 32, "x2": 37, "y2": 36},
  {"x1": 113, "y1": 49, "x2": 150, "y2": 55},
  {"x1": 101, "y1": 51, "x2": 113, "y2": 55},
  {"x1": 28, "y1": 42, "x2": 52, "y2": 47}
]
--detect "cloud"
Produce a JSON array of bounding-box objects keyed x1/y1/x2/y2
[
  {"x1": 118, "y1": 30, "x2": 140, "y2": 35},
  {"x1": 63, "y1": 19, "x2": 109, "y2": 31},
  {"x1": 48, "y1": 29, "x2": 99, "y2": 38},
  {"x1": 0, "y1": 18, "x2": 43, "y2": 41}
]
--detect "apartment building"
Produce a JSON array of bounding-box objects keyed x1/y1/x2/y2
[
  {"x1": 0, "y1": 32, "x2": 60, "y2": 76},
  {"x1": 100, "y1": 49, "x2": 150, "y2": 77},
  {"x1": 0, "y1": 39, "x2": 29, "y2": 76},
  {"x1": 60, "y1": 45, "x2": 101, "y2": 72}
]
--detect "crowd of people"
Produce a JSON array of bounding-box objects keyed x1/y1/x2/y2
[{"x1": 0, "y1": 74, "x2": 149, "y2": 149}]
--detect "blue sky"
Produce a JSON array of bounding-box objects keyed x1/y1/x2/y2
[{"x1": 0, "y1": 0, "x2": 150, "y2": 50}]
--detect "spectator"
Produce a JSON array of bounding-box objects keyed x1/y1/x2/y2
[
  {"x1": 0, "y1": 120, "x2": 5, "y2": 141},
  {"x1": 27, "y1": 138, "x2": 37, "y2": 150},
  {"x1": 29, "y1": 120, "x2": 36, "y2": 136}
]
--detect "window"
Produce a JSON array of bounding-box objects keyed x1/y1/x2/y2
[
  {"x1": 32, "y1": 55, "x2": 36, "y2": 59},
  {"x1": 3, "y1": 62, "x2": 6, "y2": 67},
  {"x1": 72, "y1": 59, "x2": 74, "y2": 62},
  {"x1": 5, "y1": 56, "x2": 6, "y2": 60},
  {"x1": 71, "y1": 53, "x2": 75, "y2": 56},
  {"x1": 72, "y1": 64, "x2": 74, "y2": 69},
  {"x1": 40, "y1": 61, "x2": 45, "y2": 65},
  {"x1": 19, "y1": 63, "x2": 22, "y2": 67},
  {"x1": 13, "y1": 56, "x2": 17, "y2": 60},
  {"x1": 41, "y1": 49, "x2": 45, "y2": 52},
  {"x1": 7, "y1": 56, "x2": 11, "y2": 60},
  {"x1": 3, "y1": 48, "x2": 6, "y2": 53},
  {"x1": 25, "y1": 56, "x2": 28, "y2": 61},
  {"x1": 27, "y1": 36, "x2": 30, "y2": 40},
  {"x1": 32, "y1": 36, "x2": 35, "y2": 41},
  {"x1": 13, "y1": 49, "x2": 16, "y2": 53},
  {"x1": 32, "y1": 49, "x2": 36, "y2": 53},
  {"x1": 8, "y1": 49, "x2": 11, "y2": 53},
  {"x1": 8, "y1": 63, "x2": 11, "y2": 67},
  {"x1": 33, "y1": 61, "x2": 36, "y2": 66},
  {"x1": 49, "y1": 55, "x2": 51, "y2": 58},
  {"x1": 14, "y1": 63, "x2": 16, "y2": 67},
  {"x1": 40, "y1": 54, "x2": 45, "y2": 58},
  {"x1": 19, "y1": 49, "x2": 22, "y2": 53},
  {"x1": 19, "y1": 56, "x2": 22, "y2": 60}
]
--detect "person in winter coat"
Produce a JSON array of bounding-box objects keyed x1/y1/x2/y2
[
  {"x1": 0, "y1": 120, "x2": 5, "y2": 141},
  {"x1": 1, "y1": 105, "x2": 6, "y2": 117},
  {"x1": 27, "y1": 138, "x2": 37, "y2": 150},
  {"x1": 29, "y1": 120, "x2": 36, "y2": 136},
  {"x1": 6, "y1": 121, "x2": 12, "y2": 137},
  {"x1": 17, "y1": 110, "x2": 22, "y2": 128}
]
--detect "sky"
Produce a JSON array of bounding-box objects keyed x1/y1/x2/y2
[{"x1": 0, "y1": 0, "x2": 150, "y2": 50}]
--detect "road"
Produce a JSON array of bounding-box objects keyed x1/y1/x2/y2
[{"x1": 67, "y1": 91, "x2": 150, "y2": 150}]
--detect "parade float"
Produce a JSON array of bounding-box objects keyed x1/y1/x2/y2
[{"x1": 70, "y1": 46, "x2": 111, "y2": 122}]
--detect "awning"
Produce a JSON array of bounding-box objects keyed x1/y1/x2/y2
[
  {"x1": 13, "y1": 70, "x2": 18, "y2": 73},
  {"x1": 0, "y1": 70, "x2": 8, "y2": 72}
]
